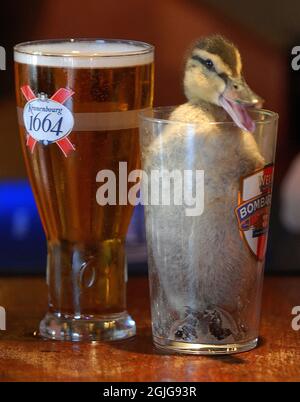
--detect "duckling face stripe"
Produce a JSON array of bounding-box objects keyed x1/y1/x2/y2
[
  {"x1": 195, "y1": 35, "x2": 242, "y2": 76},
  {"x1": 191, "y1": 55, "x2": 217, "y2": 72},
  {"x1": 191, "y1": 49, "x2": 233, "y2": 76}
]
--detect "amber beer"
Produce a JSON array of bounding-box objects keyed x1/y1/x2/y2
[{"x1": 14, "y1": 39, "x2": 154, "y2": 341}]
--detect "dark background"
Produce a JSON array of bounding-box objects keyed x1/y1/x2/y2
[{"x1": 0, "y1": 0, "x2": 299, "y2": 274}]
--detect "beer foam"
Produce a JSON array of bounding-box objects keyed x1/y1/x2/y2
[{"x1": 14, "y1": 40, "x2": 154, "y2": 68}]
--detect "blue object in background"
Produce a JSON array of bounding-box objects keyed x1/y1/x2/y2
[
  {"x1": 0, "y1": 180, "x2": 46, "y2": 274},
  {"x1": 0, "y1": 180, "x2": 147, "y2": 275}
]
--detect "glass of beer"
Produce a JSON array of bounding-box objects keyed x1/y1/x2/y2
[
  {"x1": 14, "y1": 39, "x2": 154, "y2": 341},
  {"x1": 139, "y1": 107, "x2": 278, "y2": 354}
]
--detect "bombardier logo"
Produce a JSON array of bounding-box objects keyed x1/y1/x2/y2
[{"x1": 235, "y1": 165, "x2": 274, "y2": 261}]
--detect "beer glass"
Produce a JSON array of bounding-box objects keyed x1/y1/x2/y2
[
  {"x1": 139, "y1": 107, "x2": 278, "y2": 354},
  {"x1": 14, "y1": 39, "x2": 154, "y2": 341}
]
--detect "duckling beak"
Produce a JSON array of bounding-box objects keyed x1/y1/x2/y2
[{"x1": 219, "y1": 77, "x2": 263, "y2": 133}]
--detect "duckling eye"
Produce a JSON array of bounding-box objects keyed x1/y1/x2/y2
[
  {"x1": 191, "y1": 55, "x2": 215, "y2": 71},
  {"x1": 204, "y1": 59, "x2": 214, "y2": 70}
]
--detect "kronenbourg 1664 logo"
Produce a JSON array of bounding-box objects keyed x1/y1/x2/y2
[
  {"x1": 21, "y1": 85, "x2": 75, "y2": 157},
  {"x1": 235, "y1": 165, "x2": 274, "y2": 261}
]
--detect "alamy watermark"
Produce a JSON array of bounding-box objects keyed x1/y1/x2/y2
[
  {"x1": 0, "y1": 306, "x2": 6, "y2": 330},
  {"x1": 291, "y1": 306, "x2": 300, "y2": 331},
  {"x1": 0, "y1": 47, "x2": 8, "y2": 331},
  {"x1": 0, "y1": 46, "x2": 6, "y2": 71},
  {"x1": 96, "y1": 162, "x2": 204, "y2": 217}
]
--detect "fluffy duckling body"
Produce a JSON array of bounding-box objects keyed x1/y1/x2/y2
[{"x1": 143, "y1": 36, "x2": 265, "y2": 342}]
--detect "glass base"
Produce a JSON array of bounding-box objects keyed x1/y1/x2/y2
[
  {"x1": 39, "y1": 311, "x2": 136, "y2": 342},
  {"x1": 153, "y1": 336, "x2": 258, "y2": 355}
]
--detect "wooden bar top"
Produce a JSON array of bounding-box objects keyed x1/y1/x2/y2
[{"x1": 0, "y1": 276, "x2": 299, "y2": 382}]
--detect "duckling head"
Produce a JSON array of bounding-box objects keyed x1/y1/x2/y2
[{"x1": 184, "y1": 35, "x2": 263, "y2": 132}]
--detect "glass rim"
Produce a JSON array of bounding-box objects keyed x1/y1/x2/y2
[
  {"x1": 139, "y1": 106, "x2": 279, "y2": 126},
  {"x1": 14, "y1": 38, "x2": 154, "y2": 58}
]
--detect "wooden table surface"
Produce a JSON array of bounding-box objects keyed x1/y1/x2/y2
[{"x1": 0, "y1": 275, "x2": 299, "y2": 382}]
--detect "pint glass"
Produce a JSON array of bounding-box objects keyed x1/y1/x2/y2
[
  {"x1": 14, "y1": 39, "x2": 154, "y2": 341},
  {"x1": 139, "y1": 107, "x2": 278, "y2": 354}
]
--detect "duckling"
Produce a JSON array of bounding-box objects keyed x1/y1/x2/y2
[{"x1": 143, "y1": 35, "x2": 265, "y2": 343}]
